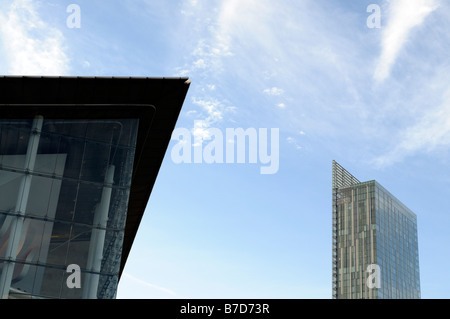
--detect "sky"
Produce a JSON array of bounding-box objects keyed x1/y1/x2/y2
[{"x1": 0, "y1": 0, "x2": 449, "y2": 299}]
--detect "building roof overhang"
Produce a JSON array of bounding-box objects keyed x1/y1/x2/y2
[{"x1": 0, "y1": 76, "x2": 190, "y2": 277}]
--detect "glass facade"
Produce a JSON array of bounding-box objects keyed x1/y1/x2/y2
[
  {"x1": 374, "y1": 182, "x2": 420, "y2": 299},
  {"x1": 332, "y1": 161, "x2": 420, "y2": 299},
  {"x1": 0, "y1": 115, "x2": 139, "y2": 299}
]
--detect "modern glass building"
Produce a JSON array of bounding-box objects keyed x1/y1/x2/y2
[
  {"x1": 0, "y1": 76, "x2": 190, "y2": 299},
  {"x1": 332, "y1": 161, "x2": 420, "y2": 299}
]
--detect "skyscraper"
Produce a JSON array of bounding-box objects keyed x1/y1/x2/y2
[{"x1": 332, "y1": 161, "x2": 420, "y2": 299}]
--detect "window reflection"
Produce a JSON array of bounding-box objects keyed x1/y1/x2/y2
[
  {"x1": 335, "y1": 181, "x2": 420, "y2": 299},
  {"x1": 0, "y1": 118, "x2": 138, "y2": 299}
]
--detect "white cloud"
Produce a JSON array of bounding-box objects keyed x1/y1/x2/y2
[
  {"x1": 180, "y1": 0, "x2": 199, "y2": 16},
  {"x1": 181, "y1": 22, "x2": 234, "y2": 76},
  {"x1": 192, "y1": 97, "x2": 224, "y2": 124},
  {"x1": 120, "y1": 273, "x2": 177, "y2": 298},
  {"x1": 174, "y1": 0, "x2": 448, "y2": 167},
  {"x1": 287, "y1": 136, "x2": 302, "y2": 150},
  {"x1": 174, "y1": 68, "x2": 190, "y2": 77},
  {"x1": 263, "y1": 87, "x2": 284, "y2": 96},
  {"x1": 191, "y1": 119, "x2": 212, "y2": 145},
  {"x1": 373, "y1": 88, "x2": 450, "y2": 166},
  {"x1": 186, "y1": 110, "x2": 198, "y2": 116},
  {"x1": 193, "y1": 58, "x2": 207, "y2": 69},
  {"x1": 82, "y1": 60, "x2": 91, "y2": 68},
  {"x1": 0, "y1": 0, "x2": 69, "y2": 75},
  {"x1": 374, "y1": 0, "x2": 439, "y2": 81},
  {"x1": 190, "y1": 98, "x2": 224, "y2": 143}
]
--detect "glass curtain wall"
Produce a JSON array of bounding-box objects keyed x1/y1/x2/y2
[
  {"x1": 335, "y1": 181, "x2": 420, "y2": 299},
  {"x1": 335, "y1": 181, "x2": 377, "y2": 299},
  {"x1": 0, "y1": 116, "x2": 138, "y2": 299},
  {"x1": 375, "y1": 183, "x2": 421, "y2": 299}
]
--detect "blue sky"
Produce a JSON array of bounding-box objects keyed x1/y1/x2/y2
[{"x1": 0, "y1": 0, "x2": 449, "y2": 299}]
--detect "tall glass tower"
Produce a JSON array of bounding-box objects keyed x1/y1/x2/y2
[{"x1": 332, "y1": 161, "x2": 420, "y2": 299}]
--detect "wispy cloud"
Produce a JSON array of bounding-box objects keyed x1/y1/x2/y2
[
  {"x1": 190, "y1": 97, "x2": 236, "y2": 141},
  {"x1": 263, "y1": 87, "x2": 284, "y2": 96},
  {"x1": 173, "y1": 0, "x2": 449, "y2": 168},
  {"x1": 374, "y1": 0, "x2": 439, "y2": 81},
  {"x1": 370, "y1": 1, "x2": 450, "y2": 167},
  {"x1": 287, "y1": 136, "x2": 302, "y2": 150},
  {"x1": 0, "y1": 0, "x2": 69, "y2": 75},
  {"x1": 192, "y1": 97, "x2": 226, "y2": 124},
  {"x1": 122, "y1": 272, "x2": 177, "y2": 297},
  {"x1": 373, "y1": 88, "x2": 450, "y2": 167}
]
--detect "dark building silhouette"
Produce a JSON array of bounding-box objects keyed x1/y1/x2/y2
[{"x1": 0, "y1": 76, "x2": 190, "y2": 298}]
